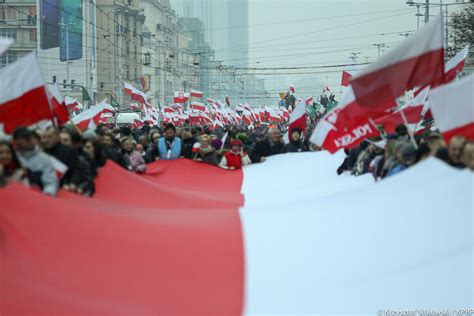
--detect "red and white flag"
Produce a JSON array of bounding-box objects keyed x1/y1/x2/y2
[
  {"x1": 48, "y1": 84, "x2": 70, "y2": 126},
  {"x1": 341, "y1": 57, "x2": 363, "y2": 87},
  {"x1": 444, "y1": 45, "x2": 469, "y2": 84},
  {"x1": 206, "y1": 98, "x2": 215, "y2": 104},
  {"x1": 289, "y1": 84, "x2": 295, "y2": 94},
  {"x1": 0, "y1": 52, "x2": 53, "y2": 133},
  {"x1": 174, "y1": 92, "x2": 189, "y2": 104},
  {"x1": 2, "y1": 149, "x2": 469, "y2": 314},
  {"x1": 310, "y1": 88, "x2": 380, "y2": 153},
  {"x1": 124, "y1": 83, "x2": 150, "y2": 107},
  {"x1": 189, "y1": 101, "x2": 206, "y2": 113},
  {"x1": 65, "y1": 97, "x2": 82, "y2": 112},
  {"x1": 72, "y1": 102, "x2": 107, "y2": 131},
  {"x1": 351, "y1": 16, "x2": 444, "y2": 108},
  {"x1": 375, "y1": 86, "x2": 430, "y2": 134},
  {"x1": 190, "y1": 89, "x2": 203, "y2": 98},
  {"x1": 0, "y1": 37, "x2": 14, "y2": 56},
  {"x1": 429, "y1": 73, "x2": 474, "y2": 143},
  {"x1": 305, "y1": 96, "x2": 314, "y2": 105},
  {"x1": 286, "y1": 99, "x2": 308, "y2": 143},
  {"x1": 130, "y1": 103, "x2": 141, "y2": 111}
]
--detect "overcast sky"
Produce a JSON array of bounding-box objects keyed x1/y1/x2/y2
[{"x1": 246, "y1": 0, "x2": 450, "y2": 96}]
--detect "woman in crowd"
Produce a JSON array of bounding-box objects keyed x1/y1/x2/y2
[
  {"x1": 0, "y1": 140, "x2": 27, "y2": 186},
  {"x1": 120, "y1": 136, "x2": 147, "y2": 173},
  {"x1": 144, "y1": 131, "x2": 161, "y2": 163},
  {"x1": 219, "y1": 140, "x2": 252, "y2": 170},
  {"x1": 193, "y1": 134, "x2": 218, "y2": 165},
  {"x1": 83, "y1": 139, "x2": 106, "y2": 178}
]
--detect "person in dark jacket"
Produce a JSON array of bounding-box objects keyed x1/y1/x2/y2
[
  {"x1": 283, "y1": 128, "x2": 307, "y2": 153},
  {"x1": 42, "y1": 127, "x2": 83, "y2": 191},
  {"x1": 193, "y1": 134, "x2": 218, "y2": 165},
  {"x1": 250, "y1": 128, "x2": 284, "y2": 163},
  {"x1": 181, "y1": 127, "x2": 197, "y2": 159},
  {"x1": 97, "y1": 130, "x2": 130, "y2": 169}
]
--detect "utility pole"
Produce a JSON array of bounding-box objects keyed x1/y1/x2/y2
[
  {"x1": 373, "y1": 43, "x2": 386, "y2": 58},
  {"x1": 59, "y1": 22, "x2": 75, "y2": 96},
  {"x1": 425, "y1": 0, "x2": 430, "y2": 23}
]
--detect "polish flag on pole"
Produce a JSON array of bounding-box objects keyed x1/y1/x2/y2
[
  {"x1": 174, "y1": 92, "x2": 189, "y2": 104},
  {"x1": 0, "y1": 37, "x2": 14, "y2": 56},
  {"x1": 415, "y1": 45, "x2": 470, "y2": 96},
  {"x1": 322, "y1": 84, "x2": 331, "y2": 94},
  {"x1": 48, "y1": 84, "x2": 70, "y2": 126},
  {"x1": 444, "y1": 45, "x2": 469, "y2": 83},
  {"x1": 189, "y1": 101, "x2": 206, "y2": 112},
  {"x1": 0, "y1": 52, "x2": 53, "y2": 133},
  {"x1": 72, "y1": 102, "x2": 107, "y2": 131},
  {"x1": 305, "y1": 96, "x2": 314, "y2": 105},
  {"x1": 286, "y1": 99, "x2": 308, "y2": 143},
  {"x1": 351, "y1": 16, "x2": 445, "y2": 108},
  {"x1": 289, "y1": 84, "x2": 295, "y2": 94},
  {"x1": 341, "y1": 57, "x2": 364, "y2": 87},
  {"x1": 375, "y1": 86, "x2": 430, "y2": 134},
  {"x1": 190, "y1": 89, "x2": 203, "y2": 98},
  {"x1": 429, "y1": 73, "x2": 474, "y2": 143},
  {"x1": 310, "y1": 88, "x2": 380, "y2": 153}
]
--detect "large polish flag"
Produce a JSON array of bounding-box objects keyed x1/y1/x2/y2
[
  {"x1": 429, "y1": 73, "x2": 474, "y2": 143},
  {"x1": 1, "y1": 152, "x2": 471, "y2": 314},
  {"x1": 351, "y1": 16, "x2": 444, "y2": 108},
  {"x1": 0, "y1": 53, "x2": 53, "y2": 133}
]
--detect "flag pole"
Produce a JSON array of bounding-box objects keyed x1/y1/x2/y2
[{"x1": 400, "y1": 109, "x2": 418, "y2": 149}]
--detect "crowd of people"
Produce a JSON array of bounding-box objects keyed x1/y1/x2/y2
[
  {"x1": 0, "y1": 121, "x2": 313, "y2": 196},
  {"x1": 337, "y1": 124, "x2": 474, "y2": 179},
  {"x1": 1, "y1": 116, "x2": 473, "y2": 197}
]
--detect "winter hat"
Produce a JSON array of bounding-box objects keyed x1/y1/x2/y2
[{"x1": 230, "y1": 140, "x2": 243, "y2": 148}]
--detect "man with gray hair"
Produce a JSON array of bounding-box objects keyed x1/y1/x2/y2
[{"x1": 250, "y1": 128, "x2": 284, "y2": 163}]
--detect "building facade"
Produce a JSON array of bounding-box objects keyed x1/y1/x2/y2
[{"x1": 0, "y1": 0, "x2": 37, "y2": 68}]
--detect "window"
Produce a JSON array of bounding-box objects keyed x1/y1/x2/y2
[
  {"x1": 0, "y1": 7, "x2": 17, "y2": 20},
  {"x1": 0, "y1": 51, "x2": 17, "y2": 68},
  {"x1": 0, "y1": 29, "x2": 17, "y2": 40},
  {"x1": 30, "y1": 28, "x2": 37, "y2": 42}
]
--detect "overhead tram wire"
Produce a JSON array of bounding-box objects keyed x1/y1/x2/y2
[
  {"x1": 183, "y1": 8, "x2": 413, "y2": 34},
  {"x1": 208, "y1": 11, "x2": 412, "y2": 52}
]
